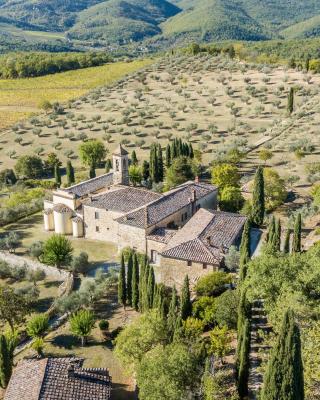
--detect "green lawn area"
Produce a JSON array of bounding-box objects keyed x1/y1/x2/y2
[{"x1": 0, "y1": 212, "x2": 118, "y2": 266}]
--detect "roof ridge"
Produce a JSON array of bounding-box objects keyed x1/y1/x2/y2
[{"x1": 65, "y1": 172, "x2": 113, "y2": 190}]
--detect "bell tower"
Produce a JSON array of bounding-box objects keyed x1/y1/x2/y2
[{"x1": 112, "y1": 144, "x2": 129, "y2": 185}]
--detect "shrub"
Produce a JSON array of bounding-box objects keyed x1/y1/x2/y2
[
  {"x1": 214, "y1": 290, "x2": 239, "y2": 329},
  {"x1": 27, "y1": 314, "x2": 49, "y2": 338},
  {"x1": 99, "y1": 320, "x2": 109, "y2": 331},
  {"x1": 195, "y1": 272, "x2": 232, "y2": 297}
]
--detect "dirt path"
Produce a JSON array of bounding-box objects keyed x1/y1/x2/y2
[{"x1": 248, "y1": 300, "x2": 271, "y2": 400}]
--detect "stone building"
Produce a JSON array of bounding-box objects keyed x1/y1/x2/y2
[{"x1": 44, "y1": 144, "x2": 246, "y2": 287}]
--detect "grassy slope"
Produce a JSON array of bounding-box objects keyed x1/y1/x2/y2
[
  {"x1": 280, "y1": 15, "x2": 320, "y2": 39},
  {"x1": 0, "y1": 58, "x2": 152, "y2": 130},
  {"x1": 161, "y1": 0, "x2": 269, "y2": 41},
  {"x1": 68, "y1": 0, "x2": 180, "y2": 42}
]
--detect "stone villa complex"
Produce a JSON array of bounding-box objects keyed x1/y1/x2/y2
[{"x1": 44, "y1": 145, "x2": 246, "y2": 287}]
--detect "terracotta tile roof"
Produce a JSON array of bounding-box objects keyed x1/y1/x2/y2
[
  {"x1": 84, "y1": 186, "x2": 163, "y2": 213},
  {"x1": 5, "y1": 357, "x2": 111, "y2": 400},
  {"x1": 4, "y1": 358, "x2": 47, "y2": 400},
  {"x1": 147, "y1": 227, "x2": 177, "y2": 244},
  {"x1": 64, "y1": 173, "x2": 114, "y2": 197},
  {"x1": 117, "y1": 182, "x2": 217, "y2": 228},
  {"x1": 161, "y1": 208, "x2": 246, "y2": 264}
]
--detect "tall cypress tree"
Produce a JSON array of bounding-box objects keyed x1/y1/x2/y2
[
  {"x1": 167, "y1": 286, "x2": 178, "y2": 338},
  {"x1": 147, "y1": 266, "x2": 155, "y2": 309},
  {"x1": 292, "y1": 213, "x2": 302, "y2": 253},
  {"x1": 89, "y1": 164, "x2": 96, "y2": 179},
  {"x1": 131, "y1": 150, "x2": 138, "y2": 165},
  {"x1": 237, "y1": 319, "x2": 251, "y2": 399},
  {"x1": 239, "y1": 221, "x2": 251, "y2": 281},
  {"x1": 180, "y1": 275, "x2": 192, "y2": 320},
  {"x1": 132, "y1": 253, "x2": 139, "y2": 311},
  {"x1": 171, "y1": 139, "x2": 177, "y2": 159},
  {"x1": 287, "y1": 87, "x2": 295, "y2": 115},
  {"x1": 271, "y1": 218, "x2": 281, "y2": 252},
  {"x1": 266, "y1": 215, "x2": 276, "y2": 245},
  {"x1": 283, "y1": 229, "x2": 291, "y2": 254},
  {"x1": 66, "y1": 161, "x2": 75, "y2": 186},
  {"x1": 142, "y1": 160, "x2": 149, "y2": 182},
  {"x1": 139, "y1": 255, "x2": 147, "y2": 312},
  {"x1": 251, "y1": 166, "x2": 265, "y2": 227},
  {"x1": 126, "y1": 252, "x2": 133, "y2": 306},
  {"x1": 261, "y1": 309, "x2": 304, "y2": 400},
  {"x1": 0, "y1": 334, "x2": 10, "y2": 388},
  {"x1": 118, "y1": 253, "x2": 126, "y2": 308},
  {"x1": 54, "y1": 163, "x2": 61, "y2": 187},
  {"x1": 189, "y1": 143, "x2": 194, "y2": 158},
  {"x1": 157, "y1": 143, "x2": 164, "y2": 182},
  {"x1": 142, "y1": 260, "x2": 150, "y2": 312},
  {"x1": 166, "y1": 144, "x2": 171, "y2": 168}
]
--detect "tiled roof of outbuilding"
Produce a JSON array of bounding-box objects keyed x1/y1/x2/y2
[
  {"x1": 117, "y1": 182, "x2": 217, "y2": 228},
  {"x1": 85, "y1": 186, "x2": 163, "y2": 213},
  {"x1": 4, "y1": 357, "x2": 111, "y2": 400},
  {"x1": 64, "y1": 172, "x2": 114, "y2": 197},
  {"x1": 161, "y1": 208, "x2": 246, "y2": 264}
]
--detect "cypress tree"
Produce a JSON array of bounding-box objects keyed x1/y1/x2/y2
[
  {"x1": 131, "y1": 150, "x2": 138, "y2": 165},
  {"x1": 189, "y1": 143, "x2": 194, "y2": 158},
  {"x1": 173, "y1": 314, "x2": 183, "y2": 342},
  {"x1": 142, "y1": 260, "x2": 150, "y2": 312},
  {"x1": 0, "y1": 334, "x2": 10, "y2": 388},
  {"x1": 287, "y1": 87, "x2": 294, "y2": 115},
  {"x1": 283, "y1": 229, "x2": 291, "y2": 254},
  {"x1": 251, "y1": 166, "x2": 265, "y2": 227},
  {"x1": 139, "y1": 255, "x2": 147, "y2": 311},
  {"x1": 292, "y1": 213, "x2": 302, "y2": 253},
  {"x1": 266, "y1": 215, "x2": 276, "y2": 245},
  {"x1": 132, "y1": 253, "x2": 139, "y2": 311},
  {"x1": 54, "y1": 163, "x2": 61, "y2": 187},
  {"x1": 105, "y1": 158, "x2": 112, "y2": 173},
  {"x1": 166, "y1": 144, "x2": 171, "y2": 168},
  {"x1": 238, "y1": 319, "x2": 251, "y2": 399},
  {"x1": 153, "y1": 283, "x2": 166, "y2": 319},
  {"x1": 147, "y1": 266, "x2": 155, "y2": 309},
  {"x1": 180, "y1": 275, "x2": 192, "y2": 320},
  {"x1": 167, "y1": 286, "x2": 178, "y2": 338},
  {"x1": 270, "y1": 218, "x2": 281, "y2": 252},
  {"x1": 142, "y1": 160, "x2": 150, "y2": 182},
  {"x1": 239, "y1": 221, "x2": 251, "y2": 281},
  {"x1": 261, "y1": 309, "x2": 304, "y2": 400},
  {"x1": 157, "y1": 143, "x2": 164, "y2": 182},
  {"x1": 178, "y1": 138, "x2": 183, "y2": 156},
  {"x1": 126, "y1": 252, "x2": 133, "y2": 306},
  {"x1": 66, "y1": 161, "x2": 75, "y2": 186},
  {"x1": 118, "y1": 253, "x2": 126, "y2": 308},
  {"x1": 171, "y1": 139, "x2": 177, "y2": 158},
  {"x1": 89, "y1": 165, "x2": 96, "y2": 179}
]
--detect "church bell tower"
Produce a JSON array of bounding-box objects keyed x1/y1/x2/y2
[{"x1": 112, "y1": 144, "x2": 129, "y2": 185}]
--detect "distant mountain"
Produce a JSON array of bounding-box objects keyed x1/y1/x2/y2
[{"x1": 1, "y1": 0, "x2": 320, "y2": 49}]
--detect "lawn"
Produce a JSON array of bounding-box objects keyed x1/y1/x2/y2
[
  {"x1": 0, "y1": 58, "x2": 153, "y2": 130},
  {"x1": 0, "y1": 212, "x2": 118, "y2": 265}
]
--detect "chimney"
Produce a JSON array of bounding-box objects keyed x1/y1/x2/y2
[
  {"x1": 195, "y1": 176, "x2": 199, "y2": 183},
  {"x1": 67, "y1": 364, "x2": 74, "y2": 378},
  {"x1": 206, "y1": 236, "x2": 211, "y2": 246},
  {"x1": 191, "y1": 188, "x2": 196, "y2": 202}
]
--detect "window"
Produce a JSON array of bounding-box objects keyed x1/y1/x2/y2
[
  {"x1": 181, "y1": 214, "x2": 184, "y2": 222},
  {"x1": 95, "y1": 226, "x2": 100, "y2": 232},
  {"x1": 187, "y1": 260, "x2": 192, "y2": 267},
  {"x1": 184, "y1": 212, "x2": 188, "y2": 220},
  {"x1": 203, "y1": 263, "x2": 207, "y2": 269},
  {"x1": 95, "y1": 211, "x2": 99, "y2": 220}
]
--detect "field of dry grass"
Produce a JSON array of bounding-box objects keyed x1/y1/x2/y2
[{"x1": 0, "y1": 58, "x2": 153, "y2": 130}]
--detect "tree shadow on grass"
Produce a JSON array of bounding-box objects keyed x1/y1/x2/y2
[
  {"x1": 51, "y1": 334, "x2": 77, "y2": 350},
  {"x1": 34, "y1": 296, "x2": 54, "y2": 313},
  {"x1": 111, "y1": 383, "x2": 137, "y2": 400}
]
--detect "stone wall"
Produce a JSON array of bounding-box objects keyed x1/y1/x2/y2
[
  {"x1": 157, "y1": 256, "x2": 220, "y2": 291},
  {"x1": 118, "y1": 224, "x2": 147, "y2": 253},
  {"x1": 83, "y1": 206, "x2": 123, "y2": 243},
  {"x1": 146, "y1": 239, "x2": 167, "y2": 264},
  {"x1": 0, "y1": 251, "x2": 70, "y2": 280}
]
